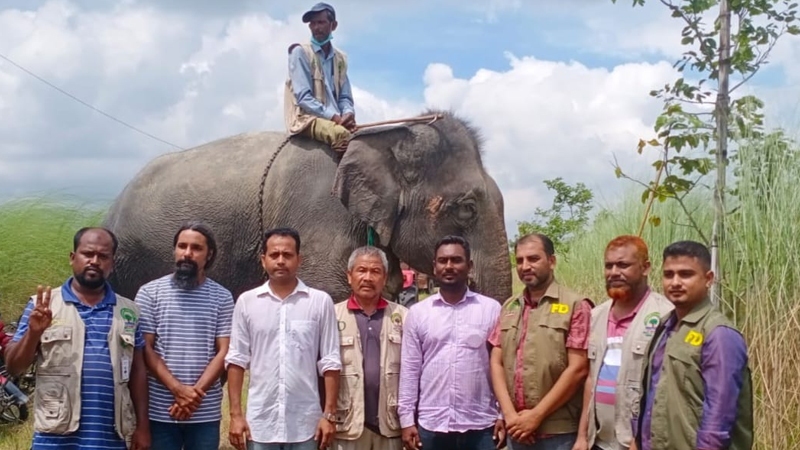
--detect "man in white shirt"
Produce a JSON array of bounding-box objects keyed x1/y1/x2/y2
[{"x1": 226, "y1": 227, "x2": 342, "y2": 450}]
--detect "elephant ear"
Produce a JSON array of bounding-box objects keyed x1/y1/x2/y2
[{"x1": 334, "y1": 128, "x2": 409, "y2": 247}]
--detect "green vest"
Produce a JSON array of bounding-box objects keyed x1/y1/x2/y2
[
  {"x1": 638, "y1": 300, "x2": 753, "y2": 450},
  {"x1": 498, "y1": 281, "x2": 591, "y2": 435}
]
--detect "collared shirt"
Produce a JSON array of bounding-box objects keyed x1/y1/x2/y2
[
  {"x1": 398, "y1": 290, "x2": 501, "y2": 433},
  {"x1": 225, "y1": 279, "x2": 341, "y2": 444},
  {"x1": 638, "y1": 314, "x2": 748, "y2": 450},
  {"x1": 289, "y1": 42, "x2": 355, "y2": 120},
  {"x1": 594, "y1": 290, "x2": 649, "y2": 449},
  {"x1": 596, "y1": 289, "x2": 649, "y2": 407},
  {"x1": 135, "y1": 275, "x2": 234, "y2": 423},
  {"x1": 487, "y1": 284, "x2": 592, "y2": 411},
  {"x1": 347, "y1": 295, "x2": 388, "y2": 433},
  {"x1": 12, "y1": 279, "x2": 145, "y2": 450}
]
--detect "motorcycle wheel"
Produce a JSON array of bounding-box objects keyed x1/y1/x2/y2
[{"x1": 0, "y1": 401, "x2": 28, "y2": 423}]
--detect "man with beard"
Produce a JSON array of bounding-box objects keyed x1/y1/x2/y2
[
  {"x1": 134, "y1": 222, "x2": 234, "y2": 450},
  {"x1": 333, "y1": 246, "x2": 407, "y2": 450},
  {"x1": 399, "y1": 236, "x2": 505, "y2": 450},
  {"x1": 631, "y1": 242, "x2": 752, "y2": 450},
  {"x1": 572, "y1": 236, "x2": 672, "y2": 450},
  {"x1": 285, "y1": 2, "x2": 356, "y2": 151},
  {"x1": 489, "y1": 233, "x2": 592, "y2": 450},
  {"x1": 5, "y1": 227, "x2": 150, "y2": 450},
  {"x1": 227, "y1": 227, "x2": 341, "y2": 450}
]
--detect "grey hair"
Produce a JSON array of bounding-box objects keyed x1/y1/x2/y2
[{"x1": 347, "y1": 246, "x2": 389, "y2": 273}]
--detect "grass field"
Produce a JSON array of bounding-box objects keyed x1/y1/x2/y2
[{"x1": 1, "y1": 136, "x2": 799, "y2": 449}]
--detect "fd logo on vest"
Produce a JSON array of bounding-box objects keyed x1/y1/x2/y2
[
  {"x1": 550, "y1": 304, "x2": 569, "y2": 314},
  {"x1": 685, "y1": 330, "x2": 704, "y2": 346}
]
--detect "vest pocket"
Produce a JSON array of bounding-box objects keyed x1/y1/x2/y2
[
  {"x1": 335, "y1": 373, "x2": 358, "y2": 432},
  {"x1": 340, "y1": 335, "x2": 356, "y2": 368},
  {"x1": 666, "y1": 344, "x2": 701, "y2": 393},
  {"x1": 385, "y1": 363, "x2": 401, "y2": 430},
  {"x1": 117, "y1": 381, "x2": 137, "y2": 440},
  {"x1": 39, "y1": 326, "x2": 74, "y2": 369},
  {"x1": 34, "y1": 375, "x2": 73, "y2": 434}
]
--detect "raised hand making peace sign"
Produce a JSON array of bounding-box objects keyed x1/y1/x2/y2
[{"x1": 28, "y1": 285, "x2": 53, "y2": 335}]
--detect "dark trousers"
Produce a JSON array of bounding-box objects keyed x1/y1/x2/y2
[
  {"x1": 418, "y1": 426, "x2": 497, "y2": 450},
  {"x1": 149, "y1": 420, "x2": 220, "y2": 450}
]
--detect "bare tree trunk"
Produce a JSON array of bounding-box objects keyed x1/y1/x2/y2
[{"x1": 711, "y1": 0, "x2": 731, "y2": 304}]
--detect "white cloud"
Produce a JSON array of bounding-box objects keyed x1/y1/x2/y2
[
  {"x1": 422, "y1": 54, "x2": 677, "y2": 233},
  {"x1": 4, "y1": 0, "x2": 797, "y2": 241}
]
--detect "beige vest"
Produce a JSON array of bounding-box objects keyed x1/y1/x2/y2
[
  {"x1": 284, "y1": 42, "x2": 348, "y2": 134},
  {"x1": 586, "y1": 290, "x2": 673, "y2": 450},
  {"x1": 334, "y1": 300, "x2": 407, "y2": 440},
  {"x1": 34, "y1": 287, "x2": 139, "y2": 442},
  {"x1": 498, "y1": 282, "x2": 591, "y2": 435}
]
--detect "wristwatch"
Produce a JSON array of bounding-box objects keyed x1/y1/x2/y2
[{"x1": 322, "y1": 412, "x2": 337, "y2": 423}]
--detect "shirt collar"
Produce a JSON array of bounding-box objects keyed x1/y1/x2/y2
[
  {"x1": 311, "y1": 41, "x2": 334, "y2": 60},
  {"x1": 523, "y1": 280, "x2": 561, "y2": 307},
  {"x1": 255, "y1": 278, "x2": 310, "y2": 299},
  {"x1": 432, "y1": 289, "x2": 475, "y2": 306},
  {"x1": 347, "y1": 295, "x2": 389, "y2": 311},
  {"x1": 61, "y1": 277, "x2": 117, "y2": 307},
  {"x1": 610, "y1": 287, "x2": 651, "y2": 322}
]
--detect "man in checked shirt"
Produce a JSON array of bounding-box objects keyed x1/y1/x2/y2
[
  {"x1": 398, "y1": 235, "x2": 506, "y2": 450},
  {"x1": 489, "y1": 233, "x2": 593, "y2": 450}
]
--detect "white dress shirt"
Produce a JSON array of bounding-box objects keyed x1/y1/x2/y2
[{"x1": 225, "y1": 279, "x2": 342, "y2": 444}]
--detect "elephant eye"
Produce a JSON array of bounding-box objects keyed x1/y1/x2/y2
[{"x1": 457, "y1": 200, "x2": 477, "y2": 222}]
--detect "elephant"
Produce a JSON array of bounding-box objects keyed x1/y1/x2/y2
[{"x1": 104, "y1": 111, "x2": 512, "y2": 302}]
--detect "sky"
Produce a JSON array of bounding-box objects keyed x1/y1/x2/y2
[{"x1": 2, "y1": 0, "x2": 800, "y2": 235}]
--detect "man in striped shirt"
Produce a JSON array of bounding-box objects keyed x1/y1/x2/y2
[
  {"x1": 5, "y1": 227, "x2": 150, "y2": 450},
  {"x1": 135, "y1": 222, "x2": 235, "y2": 450},
  {"x1": 574, "y1": 236, "x2": 672, "y2": 450}
]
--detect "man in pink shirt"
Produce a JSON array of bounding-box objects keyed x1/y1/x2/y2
[
  {"x1": 489, "y1": 233, "x2": 592, "y2": 450},
  {"x1": 573, "y1": 236, "x2": 672, "y2": 450},
  {"x1": 398, "y1": 236, "x2": 506, "y2": 450}
]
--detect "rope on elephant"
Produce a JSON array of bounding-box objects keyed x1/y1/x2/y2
[{"x1": 258, "y1": 136, "x2": 294, "y2": 245}]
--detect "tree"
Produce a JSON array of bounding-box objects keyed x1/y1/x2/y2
[
  {"x1": 515, "y1": 178, "x2": 594, "y2": 256},
  {"x1": 611, "y1": 0, "x2": 799, "y2": 302}
]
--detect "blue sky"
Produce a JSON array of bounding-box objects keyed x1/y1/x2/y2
[{"x1": 1, "y1": 0, "x2": 799, "y2": 234}]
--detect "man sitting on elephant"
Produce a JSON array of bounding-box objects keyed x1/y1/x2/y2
[{"x1": 285, "y1": 2, "x2": 356, "y2": 152}]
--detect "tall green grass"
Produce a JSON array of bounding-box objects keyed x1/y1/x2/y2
[
  {"x1": 557, "y1": 137, "x2": 800, "y2": 449},
  {"x1": 0, "y1": 198, "x2": 105, "y2": 321}
]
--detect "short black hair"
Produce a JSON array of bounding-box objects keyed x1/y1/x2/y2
[
  {"x1": 515, "y1": 233, "x2": 555, "y2": 256},
  {"x1": 263, "y1": 227, "x2": 301, "y2": 254},
  {"x1": 434, "y1": 235, "x2": 471, "y2": 260},
  {"x1": 74, "y1": 227, "x2": 119, "y2": 255},
  {"x1": 663, "y1": 240, "x2": 711, "y2": 270},
  {"x1": 173, "y1": 221, "x2": 218, "y2": 269}
]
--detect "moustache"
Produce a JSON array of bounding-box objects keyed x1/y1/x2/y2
[{"x1": 83, "y1": 265, "x2": 104, "y2": 276}]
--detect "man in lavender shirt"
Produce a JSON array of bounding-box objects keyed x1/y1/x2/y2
[
  {"x1": 398, "y1": 236, "x2": 506, "y2": 450},
  {"x1": 631, "y1": 241, "x2": 752, "y2": 450}
]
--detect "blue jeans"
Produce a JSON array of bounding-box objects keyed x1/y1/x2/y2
[
  {"x1": 418, "y1": 426, "x2": 496, "y2": 450},
  {"x1": 247, "y1": 439, "x2": 317, "y2": 450},
  {"x1": 149, "y1": 420, "x2": 220, "y2": 450},
  {"x1": 507, "y1": 433, "x2": 577, "y2": 450}
]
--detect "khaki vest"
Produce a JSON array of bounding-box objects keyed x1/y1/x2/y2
[
  {"x1": 34, "y1": 287, "x2": 139, "y2": 442},
  {"x1": 284, "y1": 42, "x2": 348, "y2": 134},
  {"x1": 334, "y1": 300, "x2": 407, "y2": 440},
  {"x1": 637, "y1": 300, "x2": 753, "y2": 450},
  {"x1": 498, "y1": 281, "x2": 591, "y2": 435},
  {"x1": 586, "y1": 291, "x2": 673, "y2": 450}
]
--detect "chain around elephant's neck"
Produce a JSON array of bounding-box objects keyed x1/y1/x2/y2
[{"x1": 258, "y1": 136, "x2": 293, "y2": 247}]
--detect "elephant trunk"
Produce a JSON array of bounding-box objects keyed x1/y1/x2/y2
[{"x1": 471, "y1": 226, "x2": 513, "y2": 302}]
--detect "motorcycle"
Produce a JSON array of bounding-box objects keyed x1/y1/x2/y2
[{"x1": 0, "y1": 317, "x2": 34, "y2": 424}]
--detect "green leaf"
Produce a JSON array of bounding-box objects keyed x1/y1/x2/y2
[{"x1": 649, "y1": 215, "x2": 662, "y2": 227}]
